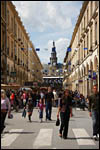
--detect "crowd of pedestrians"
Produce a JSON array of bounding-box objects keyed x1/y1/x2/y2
[{"x1": 1, "y1": 85, "x2": 99, "y2": 141}]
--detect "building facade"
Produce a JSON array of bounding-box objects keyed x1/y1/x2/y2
[
  {"x1": 28, "y1": 41, "x2": 43, "y2": 83},
  {"x1": 63, "y1": 1, "x2": 99, "y2": 97},
  {"x1": 1, "y1": 1, "x2": 43, "y2": 86},
  {"x1": 1, "y1": 1, "x2": 7, "y2": 83}
]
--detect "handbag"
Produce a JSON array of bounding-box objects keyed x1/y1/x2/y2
[{"x1": 56, "y1": 118, "x2": 60, "y2": 126}]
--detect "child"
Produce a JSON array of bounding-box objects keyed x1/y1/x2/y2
[{"x1": 38, "y1": 99, "x2": 45, "y2": 123}]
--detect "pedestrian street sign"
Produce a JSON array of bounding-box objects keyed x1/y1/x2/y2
[
  {"x1": 67, "y1": 47, "x2": 71, "y2": 52},
  {"x1": 36, "y1": 48, "x2": 40, "y2": 51},
  {"x1": 84, "y1": 48, "x2": 88, "y2": 50}
]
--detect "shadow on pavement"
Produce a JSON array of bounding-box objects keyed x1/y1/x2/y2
[
  {"x1": 67, "y1": 137, "x2": 93, "y2": 140},
  {"x1": 3, "y1": 131, "x2": 35, "y2": 134}
]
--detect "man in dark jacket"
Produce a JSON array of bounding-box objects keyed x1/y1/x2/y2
[
  {"x1": 88, "y1": 85, "x2": 99, "y2": 140},
  {"x1": 45, "y1": 87, "x2": 54, "y2": 121}
]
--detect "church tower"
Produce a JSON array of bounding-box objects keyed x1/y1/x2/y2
[
  {"x1": 49, "y1": 41, "x2": 58, "y2": 76},
  {"x1": 50, "y1": 41, "x2": 57, "y2": 66}
]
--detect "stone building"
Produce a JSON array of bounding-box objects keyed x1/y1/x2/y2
[
  {"x1": 63, "y1": 1, "x2": 99, "y2": 97},
  {"x1": 1, "y1": 1, "x2": 43, "y2": 86},
  {"x1": 1, "y1": 1, "x2": 7, "y2": 83}
]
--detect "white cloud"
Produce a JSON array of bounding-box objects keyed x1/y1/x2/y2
[
  {"x1": 12, "y1": 1, "x2": 82, "y2": 32},
  {"x1": 37, "y1": 38, "x2": 70, "y2": 64},
  {"x1": 12, "y1": 1, "x2": 82, "y2": 64}
]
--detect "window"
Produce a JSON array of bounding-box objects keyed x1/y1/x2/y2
[
  {"x1": 2, "y1": 30, "x2": 5, "y2": 51},
  {"x1": 7, "y1": 36, "x2": 9, "y2": 55},
  {"x1": 95, "y1": 1, "x2": 99, "y2": 9},
  {"x1": 7, "y1": 64, "x2": 9, "y2": 75},
  {"x1": 15, "y1": 44, "x2": 17, "y2": 56},
  {"x1": 84, "y1": 16, "x2": 85, "y2": 29},
  {"x1": 11, "y1": 17, "x2": 14, "y2": 32},
  {"x1": 81, "y1": 22, "x2": 83, "y2": 33},
  {"x1": 91, "y1": 1, "x2": 93, "y2": 17},
  {"x1": 95, "y1": 22, "x2": 97, "y2": 44},
  {"x1": 81, "y1": 42, "x2": 83, "y2": 61},
  {"x1": 87, "y1": 33, "x2": 89, "y2": 54},
  {"x1": 1, "y1": 2, "x2": 6, "y2": 20},
  {"x1": 18, "y1": 27, "x2": 20, "y2": 38},
  {"x1": 15, "y1": 23, "x2": 17, "y2": 37},
  {"x1": 7, "y1": 10, "x2": 9, "y2": 26},
  {"x1": 78, "y1": 27, "x2": 80, "y2": 41},
  {"x1": 87, "y1": 9, "x2": 89, "y2": 24},
  {"x1": 90, "y1": 28, "x2": 92, "y2": 49},
  {"x1": 11, "y1": 41, "x2": 13, "y2": 58},
  {"x1": 84, "y1": 40, "x2": 85, "y2": 58}
]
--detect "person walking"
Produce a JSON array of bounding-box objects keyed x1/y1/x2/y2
[
  {"x1": 31, "y1": 90, "x2": 37, "y2": 107},
  {"x1": 14, "y1": 91, "x2": 19, "y2": 112},
  {"x1": 57, "y1": 89, "x2": 72, "y2": 139},
  {"x1": 45, "y1": 87, "x2": 54, "y2": 121},
  {"x1": 1, "y1": 89, "x2": 11, "y2": 133},
  {"x1": 88, "y1": 85, "x2": 99, "y2": 140},
  {"x1": 53, "y1": 89, "x2": 58, "y2": 107},
  {"x1": 36, "y1": 90, "x2": 41, "y2": 108},
  {"x1": 38, "y1": 99, "x2": 45, "y2": 123},
  {"x1": 10, "y1": 91, "x2": 15, "y2": 110},
  {"x1": 22, "y1": 89, "x2": 27, "y2": 107},
  {"x1": 27, "y1": 92, "x2": 34, "y2": 122}
]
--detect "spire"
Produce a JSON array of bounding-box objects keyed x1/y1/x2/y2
[
  {"x1": 53, "y1": 41, "x2": 55, "y2": 47},
  {"x1": 52, "y1": 41, "x2": 56, "y2": 52}
]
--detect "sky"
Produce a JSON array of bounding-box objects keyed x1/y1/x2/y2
[{"x1": 12, "y1": 1, "x2": 83, "y2": 65}]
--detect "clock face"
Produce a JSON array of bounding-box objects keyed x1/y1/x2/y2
[{"x1": 53, "y1": 62, "x2": 56, "y2": 66}]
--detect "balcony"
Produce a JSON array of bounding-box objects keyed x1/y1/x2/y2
[
  {"x1": 84, "y1": 27, "x2": 89, "y2": 33},
  {"x1": 92, "y1": 4, "x2": 98, "y2": 20},
  {"x1": 81, "y1": 32, "x2": 85, "y2": 39},
  {"x1": 88, "y1": 18, "x2": 93, "y2": 27},
  {"x1": 89, "y1": 46, "x2": 93, "y2": 55}
]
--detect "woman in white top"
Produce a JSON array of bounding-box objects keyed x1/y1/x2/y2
[{"x1": 1, "y1": 89, "x2": 11, "y2": 133}]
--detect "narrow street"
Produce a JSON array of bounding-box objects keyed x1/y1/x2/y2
[
  {"x1": 1, "y1": 1, "x2": 99, "y2": 149},
  {"x1": 1, "y1": 108, "x2": 99, "y2": 149}
]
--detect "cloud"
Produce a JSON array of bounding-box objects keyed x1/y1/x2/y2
[
  {"x1": 37, "y1": 38, "x2": 70, "y2": 64},
  {"x1": 12, "y1": 1, "x2": 82, "y2": 33},
  {"x1": 12, "y1": 1, "x2": 83, "y2": 64}
]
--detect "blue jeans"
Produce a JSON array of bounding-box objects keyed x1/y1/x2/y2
[
  {"x1": 91, "y1": 110, "x2": 99, "y2": 136},
  {"x1": 46, "y1": 102, "x2": 52, "y2": 120},
  {"x1": 39, "y1": 110, "x2": 43, "y2": 119}
]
